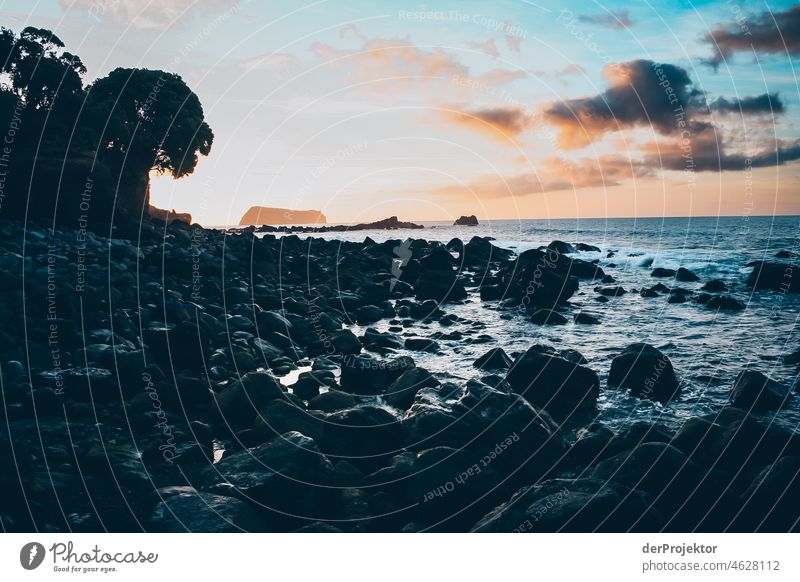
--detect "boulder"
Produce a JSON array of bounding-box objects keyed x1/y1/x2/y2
[
  {"x1": 701, "y1": 279, "x2": 728, "y2": 292},
  {"x1": 453, "y1": 215, "x2": 479, "y2": 226},
  {"x1": 505, "y1": 346, "x2": 599, "y2": 417},
  {"x1": 150, "y1": 491, "x2": 268, "y2": 532},
  {"x1": 473, "y1": 478, "x2": 664, "y2": 532},
  {"x1": 473, "y1": 347, "x2": 513, "y2": 370},
  {"x1": 730, "y1": 370, "x2": 792, "y2": 412},
  {"x1": 675, "y1": 267, "x2": 700, "y2": 282},
  {"x1": 573, "y1": 311, "x2": 600, "y2": 325},
  {"x1": 199, "y1": 431, "x2": 333, "y2": 529},
  {"x1": 608, "y1": 343, "x2": 680, "y2": 403},
  {"x1": 651, "y1": 267, "x2": 676, "y2": 278},
  {"x1": 319, "y1": 406, "x2": 404, "y2": 471},
  {"x1": 384, "y1": 367, "x2": 439, "y2": 410},
  {"x1": 214, "y1": 371, "x2": 286, "y2": 426},
  {"x1": 746, "y1": 261, "x2": 800, "y2": 291},
  {"x1": 548, "y1": 241, "x2": 575, "y2": 254},
  {"x1": 530, "y1": 309, "x2": 568, "y2": 325},
  {"x1": 339, "y1": 355, "x2": 416, "y2": 395},
  {"x1": 307, "y1": 389, "x2": 357, "y2": 413}
]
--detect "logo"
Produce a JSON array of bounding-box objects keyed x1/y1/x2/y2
[
  {"x1": 20, "y1": 542, "x2": 46, "y2": 570},
  {"x1": 390, "y1": 238, "x2": 413, "y2": 291}
]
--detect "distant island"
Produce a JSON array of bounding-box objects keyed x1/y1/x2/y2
[
  {"x1": 241, "y1": 215, "x2": 424, "y2": 234},
  {"x1": 454, "y1": 215, "x2": 479, "y2": 226},
  {"x1": 240, "y1": 206, "x2": 327, "y2": 226}
]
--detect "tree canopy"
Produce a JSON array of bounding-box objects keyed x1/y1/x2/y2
[{"x1": 0, "y1": 26, "x2": 213, "y2": 227}]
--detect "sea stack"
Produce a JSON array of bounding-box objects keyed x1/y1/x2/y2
[
  {"x1": 240, "y1": 206, "x2": 327, "y2": 226},
  {"x1": 454, "y1": 215, "x2": 479, "y2": 226}
]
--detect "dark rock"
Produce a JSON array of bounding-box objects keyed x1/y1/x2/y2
[
  {"x1": 340, "y1": 355, "x2": 416, "y2": 395},
  {"x1": 329, "y1": 329, "x2": 362, "y2": 355},
  {"x1": 252, "y1": 398, "x2": 326, "y2": 441},
  {"x1": 319, "y1": 406, "x2": 404, "y2": 472},
  {"x1": 594, "y1": 285, "x2": 626, "y2": 297},
  {"x1": 730, "y1": 370, "x2": 792, "y2": 412},
  {"x1": 703, "y1": 295, "x2": 746, "y2": 311},
  {"x1": 150, "y1": 491, "x2": 268, "y2": 532},
  {"x1": 574, "y1": 243, "x2": 601, "y2": 252},
  {"x1": 676, "y1": 267, "x2": 700, "y2": 282},
  {"x1": 548, "y1": 240, "x2": 575, "y2": 254},
  {"x1": 640, "y1": 287, "x2": 659, "y2": 298},
  {"x1": 308, "y1": 390, "x2": 357, "y2": 413},
  {"x1": 651, "y1": 267, "x2": 676, "y2": 278},
  {"x1": 701, "y1": 279, "x2": 728, "y2": 292},
  {"x1": 356, "y1": 305, "x2": 384, "y2": 325},
  {"x1": 574, "y1": 311, "x2": 600, "y2": 325},
  {"x1": 474, "y1": 347, "x2": 513, "y2": 370},
  {"x1": 473, "y1": 478, "x2": 664, "y2": 532},
  {"x1": 199, "y1": 431, "x2": 333, "y2": 529},
  {"x1": 608, "y1": 343, "x2": 680, "y2": 403},
  {"x1": 530, "y1": 309, "x2": 568, "y2": 325},
  {"x1": 746, "y1": 261, "x2": 800, "y2": 291},
  {"x1": 505, "y1": 346, "x2": 599, "y2": 417},
  {"x1": 215, "y1": 371, "x2": 285, "y2": 427},
  {"x1": 735, "y1": 456, "x2": 800, "y2": 531},
  {"x1": 404, "y1": 338, "x2": 440, "y2": 352},
  {"x1": 453, "y1": 215, "x2": 478, "y2": 226},
  {"x1": 384, "y1": 367, "x2": 439, "y2": 410}
]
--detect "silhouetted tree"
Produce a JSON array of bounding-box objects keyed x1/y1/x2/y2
[
  {"x1": 0, "y1": 26, "x2": 213, "y2": 229},
  {"x1": 85, "y1": 68, "x2": 214, "y2": 216}
]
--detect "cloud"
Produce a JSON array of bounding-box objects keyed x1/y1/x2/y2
[
  {"x1": 709, "y1": 93, "x2": 785, "y2": 115},
  {"x1": 311, "y1": 28, "x2": 524, "y2": 90},
  {"x1": 542, "y1": 60, "x2": 704, "y2": 149},
  {"x1": 703, "y1": 5, "x2": 800, "y2": 68},
  {"x1": 578, "y1": 10, "x2": 634, "y2": 29},
  {"x1": 60, "y1": 0, "x2": 240, "y2": 30},
  {"x1": 239, "y1": 53, "x2": 301, "y2": 78},
  {"x1": 467, "y1": 38, "x2": 500, "y2": 58},
  {"x1": 430, "y1": 155, "x2": 652, "y2": 199},
  {"x1": 642, "y1": 123, "x2": 800, "y2": 171},
  {"x1": 441, "y1": 105, "x2": 535, "y2": 141}
]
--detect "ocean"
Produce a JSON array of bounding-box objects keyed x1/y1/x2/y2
[{"x1": 262, "y1": 215, "x2": 800, "y2": 432}]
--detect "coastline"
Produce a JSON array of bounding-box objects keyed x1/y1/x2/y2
[{"x1": 1, "y1": 215, "x2": 798, "y2": 533}]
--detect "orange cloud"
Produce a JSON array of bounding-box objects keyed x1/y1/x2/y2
[
  {"x1": 430, "y1": 155, "x2": 652, "y2": 199},
  {"x1": 441, "y1": 104, "x2": 535, "y2": 142}
]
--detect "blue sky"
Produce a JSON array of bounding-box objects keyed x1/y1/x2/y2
[{"x1": 1, "y1": 0, "x2": 798, "y2": 223}]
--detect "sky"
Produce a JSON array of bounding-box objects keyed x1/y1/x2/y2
[{"x1": 0, "y1": 0, "x2": 798, "y2": 224}]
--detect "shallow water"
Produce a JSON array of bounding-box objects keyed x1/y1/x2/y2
[{"x1": 267, "y1": 216, "x2": 800, "y2": 433}]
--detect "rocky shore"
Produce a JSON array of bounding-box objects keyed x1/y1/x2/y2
[{"x1": 1, "y1": 216, "x2": 798, "y2": 533}]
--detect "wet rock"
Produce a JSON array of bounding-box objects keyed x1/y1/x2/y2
[
  {"x1": 640, "y1": 287, "x2": 659, "y2": 298},
  {"x1": 356, "y1": 305, "x2": 384, "y2": 325},
  {"x1": 214, "y1": 371, "x2": 286, "y2": 427},
  {"x1": 402, "y1": 381, "x2": 565, "y2": 485},
  {"x1": 575, "y1": 243, "x2": 601, "y2": 252},
  {"x1": 699, "y1": 294, "x2": 745, "y2": 311},
  {"x1": 473, "y1": 478, "x2": 664, "y2": 532},
  {"x1": 495, "y1": 248, "x2": 579, "y2": 308},
  {"x1": 308, "y1": 390, "x2": 357, "y2": 413},
  {"x1": 650, "y1": 267, "x2": 675, "y2": 278},
  {"x1": 530, "y1": 309, "x2": 568, "y2": 325},
  {"x1": 319, "y1": 406, "x2": 404, "y2": 472},
  {"x1": 384, "y1": 367, "x2": 439, "y2": 410},
  {"x1": 150, "y1": 491, "x2": 268, "y2": 532},
  {"x1": 735, "y1": 456, "x2": 800, "y2": 532},
  {"x1": 701, "y1": 279, "x2": 728, "y2": 292},
  {"x1": 574, "y1": 311, "x2": 600, "y2": 325},
  {"x1": 473, "y1": 347, "x2": 513, "y2": 370},
  {"x1": 548, "y1": 241, "x2": 575, "y2": 254},
  {"x1": 676, "y1": 267, "x2": 700, "y2": 282},
  {"x1": 199, "y1": 431, "x2": 333, "y2": 529},
  {"x1": 594, "y1": 285, "x2": 626, "y2": 297},
  {"x1": 253, "y1": 398, "x2": 326, "y2": 441},
  {"x1": 339, "y1": 355, "x2": 416, "y2": 395},
  {"x1": 505, "y1": 346, "x2": 599, "y2": 418},
  {"x1": 608, "y1": 343, "x2": 680, "y2": 403},
  {"x1": 404, "y1": 338, "x2": 440, "y2": 352},
  {"x1": 746, "y1": 261, "x2": 800, "y2": 291},
  {"x1": 329, "y1": 329, "x2": 362, "y2": 355},
  {"x1": 730, "y1": 370, "x2": 792, "y2": 412}
]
